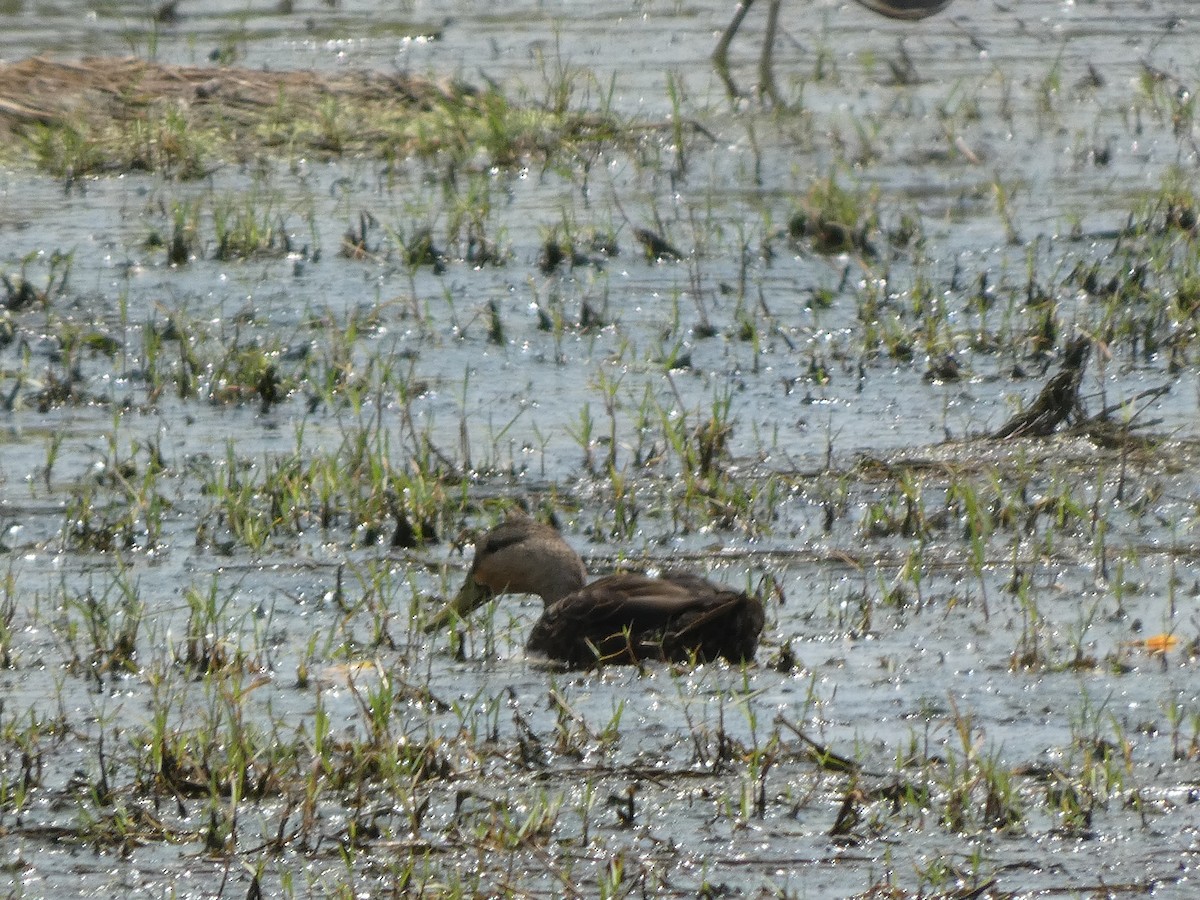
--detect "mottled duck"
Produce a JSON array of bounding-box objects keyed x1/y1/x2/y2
[{"x1": 425, "y1": 517, "x2": 764, "y2": 667}]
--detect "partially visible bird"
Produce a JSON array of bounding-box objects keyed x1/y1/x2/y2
[
  {"x1": 713, "y1": 0, "x2": 955, "y2": 103},
  {"x1": 425, "y1": 516, "x2": 764, "y2": 667}
]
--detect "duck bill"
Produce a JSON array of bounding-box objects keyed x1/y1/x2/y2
[{"x1": 424, "y1": 577, "x2": 494, "y2": 632}]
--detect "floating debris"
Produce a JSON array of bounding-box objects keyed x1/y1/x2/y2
[{"x1": 992, "y1": 336, "x2": 1091, "y2": 439}]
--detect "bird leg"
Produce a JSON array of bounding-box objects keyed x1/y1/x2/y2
[
  {"x1": 714, "y1": 0, "x2": 954, "y2": 104},
  {"x1": 714, "y1": 0, "x2": 784, "y2": 105},
  {"x1": 712, "y1": 0, "x2": 756, "y2": 100},
  {"x1": 759, "y1": 0, "x2": 783, "y2": 105}
]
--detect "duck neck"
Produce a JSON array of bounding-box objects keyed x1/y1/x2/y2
[{"x1": 529, "y1": 552, "x2": 587, "y2": 605}]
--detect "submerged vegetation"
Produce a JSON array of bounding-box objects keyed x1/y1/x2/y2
[{"x1": 1, "y1": 4, "x2": 1199, "y2": 898}]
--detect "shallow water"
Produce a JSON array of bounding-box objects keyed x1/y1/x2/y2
[{"x1": 2, "y1": 1, "x2": 1200, "y2": 898}]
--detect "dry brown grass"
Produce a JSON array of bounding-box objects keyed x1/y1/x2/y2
[{"x1": 0, "y1": 55, "x2": 467, "y2": 138}]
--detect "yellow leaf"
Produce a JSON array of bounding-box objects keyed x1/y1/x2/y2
[{"x1": 1143, "y1": 634, "x2": 1178, "y2": 653}]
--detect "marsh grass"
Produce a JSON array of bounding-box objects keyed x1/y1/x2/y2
[
  {"x1": 1, "y1": 248, "x2": 71, "y2": 312},
  {"x1": 190, "y1": 418, "x2": 455, "y2": 554},
  {"x1": 0, "y1": 58, "x2": 636, "y2": 179},
  {"x1": 1, "y1": 24, "x2": 1199, "y2": 899}
]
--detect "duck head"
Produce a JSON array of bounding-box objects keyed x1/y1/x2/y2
[{"x1": 425, "y1": 517, "x2": 587, "y2": 631}]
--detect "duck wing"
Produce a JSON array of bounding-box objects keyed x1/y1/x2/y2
[{"x1": 526, "y1": 572, "x2": 764, "y2": 667}]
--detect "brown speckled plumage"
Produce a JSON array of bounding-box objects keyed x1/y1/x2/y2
[{"x1": 426, "y1": 517, "x2": 764, "y2": 667}]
